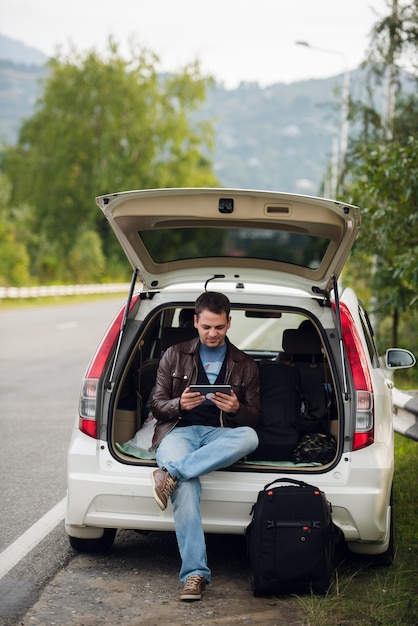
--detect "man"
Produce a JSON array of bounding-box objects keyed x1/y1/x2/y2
[{"x1": 150, "y1": 291, "x2": 260, "y2": 601}]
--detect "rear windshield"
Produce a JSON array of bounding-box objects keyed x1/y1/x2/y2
[
  {"x1": 168, "y1": 308, "x2": 313, "y2": 353},
  {"x1": 139, "y1": 227, "x2": 329, "y2": 270}
]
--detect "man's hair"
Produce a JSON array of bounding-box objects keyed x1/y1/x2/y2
[{"x1": 195, "y1": 291, "x2": 231, "y2": 319}]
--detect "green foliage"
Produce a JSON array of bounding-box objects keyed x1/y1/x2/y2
[
  {"x1": 366, "y1": 0, "x2": 418, "y2": 73},
  {"x1": 0, "y1": 173, "x2": 33, "y2": 285},
  {"x1": 345, "y1": 137, "x2": 418, "y2": 302},
  {"x1": 343, "y1": 133, "x2": 418, "y2": 351},
  {"x1": 0, "y1": 220, "x2": 31, "y2": 286},
  {"x1": 1, "y1": 39, "x2": 218, "y2": 283},
  {"x1": 68, "y1": 229, "x2": 106, "y2": 283}
]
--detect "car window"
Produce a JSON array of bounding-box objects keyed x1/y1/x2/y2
[
  {"x1": 228, "y1": 310, "x2": 304, "y2": 352},
  {"x1": 162, "y1": 307, "x2": 315, "y2": 355},
  {"x1": 139, "y1": 227, "x2": 329, "y2": 270}
]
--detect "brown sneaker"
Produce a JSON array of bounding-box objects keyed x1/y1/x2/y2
[
  {"x1": 179, "y1": 575, "x2": 206, "y2": 601},
  {"x1": 151, "y1": 468, "x2": 178, "y2": 510}
]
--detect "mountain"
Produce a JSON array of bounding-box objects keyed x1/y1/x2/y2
[
  {"x1": 0, "y1": 34, "x2": 370, "y2": 194},
  {"x1": 202, "y1": 78, "x2": 343, "y2": 194},
  {"x1": 0, "y1": 33, "x2": 48, "y2": 66},
  {"x1": 0, "y1": 59, "x2": 47, "y2": 143}
]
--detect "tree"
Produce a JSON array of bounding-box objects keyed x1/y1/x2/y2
[
  {"x1": 343, "y1": 135, "x2": 418, "y2": 346},
  {"x1": 0, "y1": 174, "x2": 32, "y2": 286},
  {"x1": 342, "y1": 1, "x2": 418, "y2": 352},
  {"x1": 1, "y1": 39, "x2": 218, "y2": 282},
  {"x1": 68, "y1": 230, "x2": 106, "y2": 283}
]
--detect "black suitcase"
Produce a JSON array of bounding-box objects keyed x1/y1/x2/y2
[
  {"x1": 246, "y1": 478, "x2": 338, "y2": 596},
  {"x1": 247, "y1": 361, "x2": 302, "y2": 461}
]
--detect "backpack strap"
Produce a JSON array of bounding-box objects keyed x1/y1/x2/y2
[{"x1": 264, "y1": 477, "x2": 319, "y2": 491}]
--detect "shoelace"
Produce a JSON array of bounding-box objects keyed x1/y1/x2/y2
[
  {"x1": 183, "y1": 575, "x2": 204, "y2": 591},
  {"x1": 161, "y1": 475, "x2": 177, "y2": 498}
]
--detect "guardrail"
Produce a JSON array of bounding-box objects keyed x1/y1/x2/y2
[
  {"x1": 393, "y1": 388, "x2": 418, "y2": 442},
  {"x1": 0, "y1": 283, "x2": 131, "y2": 299}
]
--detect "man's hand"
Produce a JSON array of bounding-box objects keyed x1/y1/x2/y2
[
  {"x1": 180, "y1": 387, "x2": 240, "y2": 414},
  {"x1": 211, "y1": 389, "x2": 239, "y2": 414},
  {"x1": 180, "y1": 387, "x2": 206, "y2": 411}
]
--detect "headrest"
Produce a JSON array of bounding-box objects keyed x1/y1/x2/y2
[
  {"x1": 160, "y1": 326, "x2": 198, "y2": 351},
  {"x1": 282, "y1": 327, "x2": 322, "y2": 356},
  {"x1": 178, "y1": 308, "x2": 195, "y2": 327}
]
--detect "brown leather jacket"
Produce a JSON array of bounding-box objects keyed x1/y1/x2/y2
[{"x1": 150, "y1": 336, "x2": 260, "y2": 450}]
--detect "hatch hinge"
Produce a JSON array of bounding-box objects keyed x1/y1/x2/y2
[
  {"x1": 106, "y1": 268, "x2": 138, "y2": 390},
  {"x1": 312, "y1": 285, "x2": 330, "y2": 306}
]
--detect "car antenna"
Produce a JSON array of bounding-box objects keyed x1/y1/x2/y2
[{"x1": 204, "y1": 274, "x2": 225, "y2": 291}]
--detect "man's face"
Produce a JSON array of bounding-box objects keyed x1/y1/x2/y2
[{"x1": 194, "y1": 309, "x2": 231, "y2": 348}]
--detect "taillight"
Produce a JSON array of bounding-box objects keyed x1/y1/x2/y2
[
  {"x1": 338, "y1": 302, "x2": 374, "y2": 450},
  {"x1": 79, "y1": 378, "x2": 99, "y2": 438},
  {"x1": 78, "y1": 294, "x2": 139, "y2": 438}
]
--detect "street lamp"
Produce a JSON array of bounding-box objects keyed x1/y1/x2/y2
[{"x1": 295, "y1": 41, "x2": 350, "y2": 197}]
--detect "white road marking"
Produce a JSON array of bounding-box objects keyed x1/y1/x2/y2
[
  {"x1": 239, "y1": 318, "x2": 278, "y2": 350},
  {"x1": 56, "y1": 322, "x2": 78, "y2": 330},
  {"x1": 0, "y1": 498, "x2": 66, "y2": 579}
]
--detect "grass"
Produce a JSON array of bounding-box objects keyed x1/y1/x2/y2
[{"x1": 296, "y1": 433, "x2": 418, "y2": 626}]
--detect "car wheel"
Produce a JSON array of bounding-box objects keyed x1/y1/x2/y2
[{"x1": 68, "y1": 528, "x2": 117, "y2": 553}]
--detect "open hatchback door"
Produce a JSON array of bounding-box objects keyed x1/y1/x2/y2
[
  {"x1": 66, "y1": 186, "x2": 415, "y2": 567},
  {"x1": 96, "y1": 188, "x2": 360, "y2": 294}
]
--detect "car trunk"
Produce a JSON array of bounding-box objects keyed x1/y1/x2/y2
[{"x1": 108, "y1": 295, "x2": 342, "y2": 472}]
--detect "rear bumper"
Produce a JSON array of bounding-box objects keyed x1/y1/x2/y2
[{"x1": 66, "y1": 431, "x2": 393, "y2": 550}]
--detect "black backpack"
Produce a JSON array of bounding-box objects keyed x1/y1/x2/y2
[{"x1": 246, "y1": 478, "x2": 340, "y2": 596}]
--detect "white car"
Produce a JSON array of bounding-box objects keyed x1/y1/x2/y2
[{"x1": 65, "y1": 188, "x2": 415, "y2": 562}]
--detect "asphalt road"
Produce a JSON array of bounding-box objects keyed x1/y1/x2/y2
[
  {"x1": 0, "y1": 299, "x2": 305, "y2": 626},
  {"x1": 0, "y1": 298, "x2": 124, "y2": 623}
]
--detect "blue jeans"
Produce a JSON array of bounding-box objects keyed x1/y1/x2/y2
[{"x1": 155, "y1": 425, "x2": 259, "y2": 584}]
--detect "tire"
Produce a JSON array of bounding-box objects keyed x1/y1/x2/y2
[{"x1": 68, "y1": 528, "x2": 117, "y2": 553}]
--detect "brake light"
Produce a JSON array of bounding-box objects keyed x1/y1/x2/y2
[
  {"x1": 338, "y1": 302, "x2": 374, "y2": 450},
  {"x1": 78, "y1": 294, "x2": 139, "y2": 438}
]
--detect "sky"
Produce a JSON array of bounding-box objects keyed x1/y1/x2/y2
[{"x1": 1, "y1": 0, "x2": 389, "y2": 88}]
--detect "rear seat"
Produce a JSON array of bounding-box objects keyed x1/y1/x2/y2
[
  {"x1": 281, "y1": 325, "x2": 323, "y2": 365},
  {"x1": 282, "y1": 326, "x2": 329, "y2": 434},
  {"x1": 248, "y1": 324, "x2": 330, "y2": 462},
  {"x1": 248, "y1": 360, "x2": 302, "y2": 461},
  {"x1": 160, "y1": 326, "x2": 198, "y2": 352},
  {"x1": 137, "y1": 325, "x2": 198, "y2": 416}
]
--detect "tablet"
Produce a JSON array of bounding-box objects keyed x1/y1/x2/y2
[{"x1": 189, "y1": 384, "x2": 232, "y2": 405}]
